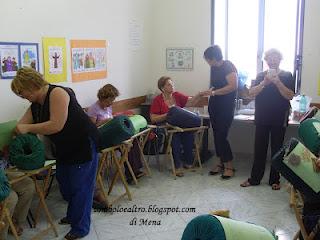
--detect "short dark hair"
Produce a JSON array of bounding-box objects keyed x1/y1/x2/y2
[
  {"x1": 204, "y1": 45, "x2": 223, "y2": 61},
  {"x1": 157, "y1": 76, "x2": 171, "y2": 92},
  {"x1": 97, "y1": 84, "x2": 119, "y2": 100}
]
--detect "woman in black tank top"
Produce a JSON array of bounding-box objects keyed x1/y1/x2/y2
[{"x1": 11, "y1": 67, "x2": 99, "y2": 240}]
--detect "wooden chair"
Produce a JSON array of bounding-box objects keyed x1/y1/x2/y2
[
  {"x1": 122, "y1": 128, "x2": 152, "y2": 185},
  {"x1": 96, "y1": 144, "x2": 133, "y2": 207},
  {"x1": 290, "y1": 186, "x2": 319, "y2": 240},
  {"x1": 0, "y1": 198, "x2": 19, "y2": 240},
  {"x1": 149, "y1": 124, "x2": 208, "y2": 179},
  {"x1": 6, "y1": 163, "x2": 58, "y2": 239},
  {"x1": 96, "y1": 128, "x2": 152, "y2": 206}
]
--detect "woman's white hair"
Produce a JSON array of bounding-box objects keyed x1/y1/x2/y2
[{"x1": 264, "y1": 48, "x2": 283, "y2": 60}]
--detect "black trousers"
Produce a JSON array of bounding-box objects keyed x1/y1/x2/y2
[
  {"x1": 208, "y1": 98, "x2": 234, "y2": 163},
  {"x1": 249, "y1": 124, "x2": 286, "y2": 185}
]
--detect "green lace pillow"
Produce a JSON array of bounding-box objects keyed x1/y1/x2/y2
[{"x1": 9, "y1": 134, "x2": 45, "y2": 170}]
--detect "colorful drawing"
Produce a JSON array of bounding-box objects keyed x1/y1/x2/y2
[
  {"x1": 43, "y1": 37, "x2": 67, "y2": 83},
  {"x1": 71, "y1": 48, "x2": 84, "y2": 73},
  {"x1": 0, "y1": 42, "x2": 39, "y2": 79},
  {"x1": 95, "y1": 48, "x2": 106, "y2": 70},
  {"x1": 20, "y1": 44, "x2": 39, "y2": 70},
  {"x1": 70, "y1": 40, "x2": 107, "y2": 82},
  {"x1": 0, "y1": 44, "x2": 19, "y2": 78}
]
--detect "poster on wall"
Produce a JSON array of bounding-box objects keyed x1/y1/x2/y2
[
  {"x1": 42, "y1": 37, "x2": 67, "y2": 83},
  {"x1": 0, "y1": 42, "x2": 39, "y2": 79},
  {"x1": 70, "y1": 40, "x2": 107, "y2": 82},
  {"x1": 20, "y1": 43, "x2": 39, "y2": 71},
  {"x1": 166, "y1": 48, "x2": 194, "y2": 71}
]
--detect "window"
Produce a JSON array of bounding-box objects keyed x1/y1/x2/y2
[{"x1": 212, "y1": 0, "x2": 305, "y2": 91}]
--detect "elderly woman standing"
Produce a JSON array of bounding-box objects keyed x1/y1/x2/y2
[
  {"x1": 150, "y1": 76, "x2": 204, "y2": 177},
  {"x1": 240, "y1": 49, "x2": 295, "y2": 190},
  {"x1": 11, "y1": 67, "x2": 99, "y2": 240}
]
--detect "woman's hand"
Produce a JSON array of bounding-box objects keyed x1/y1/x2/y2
[
  {"x1": 262, "y1": 76, "x2": 272, "y2": 86},
  {"x1": 15, "y1": 124, "x2": 30, "y2": 135},
  {"x1": 200, "y1": 88, "x2": 214, "y2": 97},
  {"x1": 270, "y1": 75, "x2": 281, "y2": 85}
]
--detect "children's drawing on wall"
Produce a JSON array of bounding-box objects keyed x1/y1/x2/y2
[
  {"x1": 84, "y1": 48, "x2": 95, "y2": 70},
  {"x1": 20, "y1": 44, "x2": 39, "y2": 71},
  {"x1": 49, "y1": 47, "x2": 63, "y2": 74},
  {"x1": 0, "y1": 44, "x2": 19, "y2": 79},
  {"x1": 94, "y1": 48, "x2": 107, "y2": 71},
  {"x1": 70, "y1": 39, "x2": 107, "y2": 82},
  {"x1": 42, "y1": 37, "x2": 67, "y2": 83},
  {"x1": 72, "y1": 48, "x2": 84, "y2": 73}
]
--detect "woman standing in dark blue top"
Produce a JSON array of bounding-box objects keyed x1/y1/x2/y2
[
  {"x1": 203, "y1": 45, "x2": 238, "y2": 179},
  {"x1": 11, "y1": 67, "x2": 99, "y2": 240},
  {"x1": 240, "y1": 49, "x2": 295, "y2": 190}
]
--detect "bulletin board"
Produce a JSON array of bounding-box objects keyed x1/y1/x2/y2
[{"x1": 166, "y1": 48, "x2": 194, "y2": 71}]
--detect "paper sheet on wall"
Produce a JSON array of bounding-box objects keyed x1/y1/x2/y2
[
  {"x1": 129, "y1": 20, "x2": 143, "y2": 50},
  {"x1": 42, "y1": 37, "x2": 67, "y2": 83},
  {"x1": 70, "y1": 40, "x2": 107, "y2": 82}
]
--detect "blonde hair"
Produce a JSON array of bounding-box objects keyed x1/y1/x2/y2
[
  {"x1": 97, "y1": 84, "x2": 119, "y2": 100},
  {"x1": 11, "y1": 67, "x2": 48, "y2": 96},
  {"x1": 264, "y1": 48, "x2": 283, "y2": 61},
  {"x1": 157, "y1": 76, "x2": 171, "y2": 92}
]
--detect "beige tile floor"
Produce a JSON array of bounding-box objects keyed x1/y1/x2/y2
[{"x1": 10, "y1": 154, "x2": 298, "y2": 240}]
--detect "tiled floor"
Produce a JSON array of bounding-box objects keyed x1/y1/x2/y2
[{"x1": 11, "y1": 153, "x2": 298, "y2": 240}]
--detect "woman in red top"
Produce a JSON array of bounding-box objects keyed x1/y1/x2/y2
[{"x1": 150, "y1": 76, "x2": 204, "y2": 177}]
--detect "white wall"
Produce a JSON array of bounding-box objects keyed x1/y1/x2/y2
[
  {"x1": 301, "y1": 0, "x2": 320, "y2": 102},
  {"x1": 0, "y1": 0, "x2": 153, "y2": 122},
  {"x1": 149, "y1": 0, "x2": 211, "y2": 95},
  {"x1": 1, "y1": 0, "x2": 320, "y2": 124}
]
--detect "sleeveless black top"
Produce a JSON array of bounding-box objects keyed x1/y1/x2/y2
[{"x1": 31, "y1": 85, "x2": 100, "y2": 165}]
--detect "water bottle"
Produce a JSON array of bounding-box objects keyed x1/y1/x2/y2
[{"x1": 299, "y1": 94, "x2": 307, "y2": 113}]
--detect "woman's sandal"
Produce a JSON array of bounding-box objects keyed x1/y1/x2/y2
[
  {"x1": 59, "y1": 217, "x2": 71, "y2": 225},
  {"x1": 175, "y1": 168, "x2": 184, "y2": 177},
  {"x1": 221, "y1": 167, "x2": 235, "y2": 179},
  {"x1": 271, "y1": 183, "x2": 281, "y2": 190},
  {"x1": 240, "y1": 180, "x2": 252, "y2": 187},
  {"x1": 64, "y1": 232, "x2": 82, "y2": 240},
  {"x1": 209, "y1": 164, "x2": 224, "y2": 175}
]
